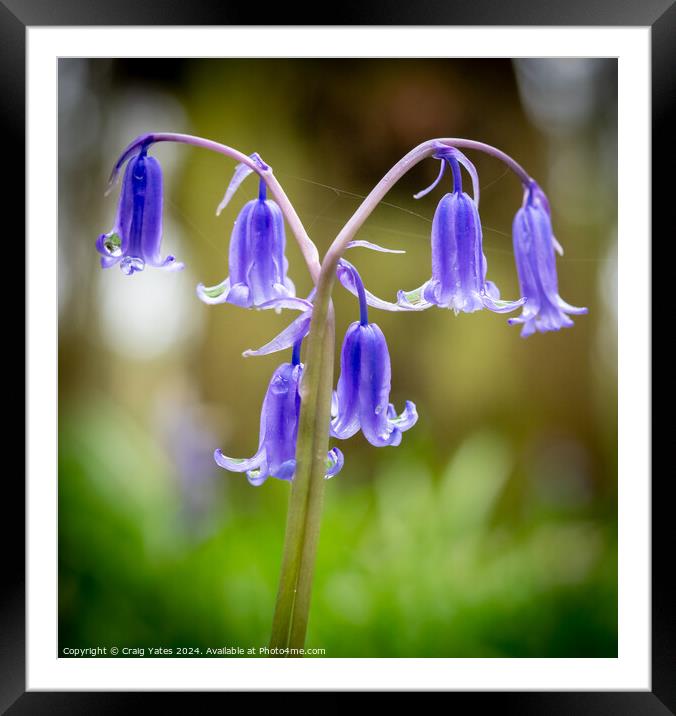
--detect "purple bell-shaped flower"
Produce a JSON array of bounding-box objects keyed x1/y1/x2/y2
[
  {"x1": 197, "y1": 178, "x2": 295, "y2": 308},
  {"x1": 397, "y1": 147, "x2": 524, "y2": 314},
  {"x1": 508, "y1": 181, "x2": 588, "y2": 337},
  {"x1": 330, "y1": 261, "x2": 417, "y2": 447}
]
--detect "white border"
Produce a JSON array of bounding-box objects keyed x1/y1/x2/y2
[{"x1": 27, "y1": 27, "x2": 650, "y2": 691}]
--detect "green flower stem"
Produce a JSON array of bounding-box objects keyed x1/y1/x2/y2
[
  {"x1": 267, "y1": 140, "x2": 441, "y2": 653},
  {"x1": 268, "y1": 304, "x2": 336, "y2": 652}
]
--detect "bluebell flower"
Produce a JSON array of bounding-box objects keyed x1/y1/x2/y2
[
  {"x1": 214, "y1": 342, "x2": 343, "y2": 486},
  {"x1": 508, "y1": 182, "x2": 588, "y2": 337},
  {"x1": 330, "y1": 261, "x2": 417, "y2": 447},
  {"x1": 397, "y1": 147, "x2": 524, "y2": 314},
  {"x1": 197, "y1": 178, "x2": 295, "y2": 308},
  {"x1": 97, "y1": 147, "x2": 183, "y2": 275}
]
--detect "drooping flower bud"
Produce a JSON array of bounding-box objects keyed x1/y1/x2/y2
[{"x1": 508, "y1": 182, "x2": 587, "y2": 337}]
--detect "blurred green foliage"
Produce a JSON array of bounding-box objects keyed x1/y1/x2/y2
[
  {"x1": 59, "y1": 58, "x2": 617, "y2": 657},
  {"x1": 59, "y1": 393, "x2": 616, "y2": 657}
]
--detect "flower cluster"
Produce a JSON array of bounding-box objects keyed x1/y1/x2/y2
[
  {"x1": 98, "y1": 138, "x2": 586, "y2": 487},
  {"x1": 338, "y1": 145, "x2": 586, "y2": 338}
]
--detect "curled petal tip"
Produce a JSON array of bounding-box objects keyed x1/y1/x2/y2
[
  {"x1": 396, "y1": 286, "x2": 434, "y2": 311},
  {"x1": 196, "y1": 278, "x2": 231, "y2": 305},
  {"x1": 346, "y1": 240, "x2": 405, "y2": 254},
  {"x1": 155, "y1": 255, "x2": 184, "y2": 271},
  {"x1": 481, "y1": 292, "x2": 527, "y2": 314}
]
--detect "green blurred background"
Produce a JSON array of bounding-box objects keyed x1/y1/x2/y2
[{"x1": 58, "y1": 58, "x2": 618, "y2": 657}]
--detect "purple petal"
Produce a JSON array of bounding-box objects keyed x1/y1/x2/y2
[
  {"x1": 271, "y1": 460, "x2": 296, "y2": 482},
  {"x1": 137, "y1": 154, "x2": 165, "y2": 265},
  {"x1": 325, "y1": 447, "x2": 344, "y2": 479},
  {"x1": 150, "y1": 254, "x2": 184, "y2": 271},
  {"x1": 227, "y1": 282, "x2": 252, "y2": 308},
  {"x1": 345, "y1": 240, "x2": 406, "y2": 254},
  {"x1": 261, "y1": 363, "x2": 302, "y2": 477},
  {"x1": 214, "y1": 445, "x2": 265, "y2": 473},
  {"x1": 330, "y1": 322, "x2": 363, "y2": 440},
  {"x1": 100, "y1": 255, "x2": 120, "y2": 269},
  {"x1": 556, "y1": 298, "x2": 588, "y2": 315},
  {"x1": 243, "y1": 311, "x2": 312, "y2": 358},
  {"x1": 196, "y1": 277, "x2": 231, "y2": 305},
  {"x1": 396, "y1": 284, "x2": 435, "y2": 310},
  {"x1": 480, "y1": 292, "x2": 527, "y2": 314},
  {"x1": 228, "y1": 199, "x2": 257, "y2": 289},
  {"x1": 356, "y1": 323, "x2": 401, "y2": 447},
  {"x1": 388, "y1": 400, "x2": 418, "y2": 431},
  {"x1": 113, "y1": 154, "x2": 136, "y2": 255}
]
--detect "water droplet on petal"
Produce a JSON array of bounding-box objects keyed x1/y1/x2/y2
[
  {"x1": 270, "y1": 375, "x2": 289, "y2": 395},
  {"x1": 120, "y1": 256, "x2": 145, "y2": 275},
  {"x1": 104, "y1": 232, "x2": 122, "y2": 257}
]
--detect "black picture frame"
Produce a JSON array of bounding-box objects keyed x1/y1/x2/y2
[{"x1": 8, "y1": 0, "x2": 665, "y2": 710}]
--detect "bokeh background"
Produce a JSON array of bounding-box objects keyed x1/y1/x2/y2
[{"x1": 58, "y1": 58, "x2": 617, "y2": 657}]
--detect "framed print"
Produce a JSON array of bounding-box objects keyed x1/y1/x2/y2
[{"x1": 10, "y1": 0, "x2": 666, "y2": 709}]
